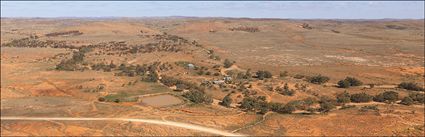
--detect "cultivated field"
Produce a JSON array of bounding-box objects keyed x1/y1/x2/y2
[{"x1": 1, "y1": 17, "x2": 424, "y2": 136}]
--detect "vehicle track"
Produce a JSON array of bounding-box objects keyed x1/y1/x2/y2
[{"x1": 1, "y1": 117, "x2": 244, "y2": 136}]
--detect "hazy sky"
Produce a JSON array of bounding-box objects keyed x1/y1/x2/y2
[{"x1": 1, "y1": 1, "x2": 424, "y2": 19}]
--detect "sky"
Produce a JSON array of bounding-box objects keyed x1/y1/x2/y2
[{"x1": 1, "y1": 1, "x2": 424, "y2": 19}]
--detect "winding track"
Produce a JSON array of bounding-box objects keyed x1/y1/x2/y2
[{"x1": 1, "y1": 117, "x2": 244, "y2": 136}]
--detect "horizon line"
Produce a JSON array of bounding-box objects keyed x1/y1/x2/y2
[{"x1": 1, "y1": 16, "x2": 424, "y2": 20}]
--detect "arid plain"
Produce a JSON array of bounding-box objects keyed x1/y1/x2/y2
[{"x1": 1, "y1": 18, "x2": 424, "y2": 136}]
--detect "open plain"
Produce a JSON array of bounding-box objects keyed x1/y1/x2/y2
[{"x1": 1, "y1": 17, "x2": 424, "y2": 136}]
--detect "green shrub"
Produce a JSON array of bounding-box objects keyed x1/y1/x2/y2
[
  {"x1": 319, "y1": 101, "x2": 335, "y2": 113},
  {"x1": 337, "y1": 80, "x2": 351, "y2": 88},
  {"x1": 345, "y1": 77, "x2": 363, "y2": 86},
  {"x1": 240, "y1": 97, "x2": 258, "y2": 111},
  {"x1": 308, "y1": 75, "x2": 330, "y2": 84},
  {"x1": 240, "y1": 96, "x2": 270, "y2": 114},
  {"x1": 336, "y1": 91, "x2": 351, "y2": 104},
  {"x1": 302, "y1": 97, "x2": 317, "y2": 106},
  {"x1": 337, "y1": 77, "x2": 363, "y2": 88},
  {"x1": 350, "y1": 92, "x2": 372, "y2": 103},
  {"x1": 398, "y1": 82, "x2": 424, "y2": 91},
  {"x1": 269, "y1": 102, "x2": 297, "y2": 114},
  {"x1": 373, "y1": 91, "x2": 399, "y2": 103}
]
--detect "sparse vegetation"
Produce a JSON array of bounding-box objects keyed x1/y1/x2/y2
[
  {"x1": 308, "y1": 75, "x2": 330, "y2": 84},
  {"x1": 269, "y1": 102, "x2": 296, "y2": 114},
  {"x1": 373, "y1": 91, "x2": 399, "y2": 103},
  {"x1": 350, "y1": 92, "x2": 372, "y2": 103},
  {"x1": 359, "y1": 105, "x2": 379, "y2": 112},
  {"x1": 338, "y1": 77, "x2": 363, "y2": 88},
  {"x1": 182, "y1": 90, "x2": 213, "y2": 104},
  {"x1": 336, "y1": 91, "x2": 351, "y2": 104},
  {"x1": 276, "y1": 83, "x2": 295, "y2": 96},
  {"x1": 398, "y1": 82, "x2": 424, "y2": 91}
]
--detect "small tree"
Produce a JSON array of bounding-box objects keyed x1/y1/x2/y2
[
  {"x1": 319, "y1": 101, "x2": 335, "y2": 113},
  {"x1": 308, "y1": 75, "x2": 330, "y2": 84},
  {"x1": 375, "y1": 91, "x2": 399, "y2": 103},
  {"x1": 398, "y1": 82, "x2": 424, "y2": 91},
  {"x1": 336, "y1": 91, "x2": 351, "y2": 104},
  {"x1": 346, "y1": 77, "x2": 363, "y2": 86},
  {"x1": 337, "y1": 80, "x2": 351, "y2": 88},
  {"x1": 240, "y1": 97, "x2": 257, "y2": 111},
  {"x1": 337, "y1": 77, "x2": 363, "y2": 88},
  {"x1": 350, "y1": 92, "x2": 372, "y2": 103},
  {"x1": 373, "y1": 93, "x2": 386, "y2": 102},
  {"x1": 373, "y1": 91, "x2": 399, "y2": 103},
  {"x1": 257, "y1": 102, "x2": 269, "y2": 115}
]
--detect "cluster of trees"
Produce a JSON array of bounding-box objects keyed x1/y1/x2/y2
[
  {"x1": 337, "y1": 90, "x2": 424, "y2": 106},
  {"x1": 231, "y1": 89, "x2": 423, "y2": 115},
  {"x1": 308, "y1": 75, "x2": 330, "y2": 84},
  {"x1": 337, "y1": 77, "x2": 363, "y2": 88},
  {"x1": 91, "y1": 61, "x2": 116, "y2": 72},
  {"x1": 1, "y1": 37, "x2": 75, "y2": 49},
  {"x1": 398, "y1": 82, "x2": 424, "y2": 91},
  {"x1": 111, "y1": 62, "x2": 170, "y2": 82},
  {"x1": 182, "y1": 90, "x2": 213, "y2": 104},
  {"x1": 160, "y1": 76, "x2": 204, "y2": 91},
  {"x1": 239, "y1": 95, "x2": 337, "y2": 114},
  {"x1": 56, "y1": 47, "x2": 92, "y2": 71},
  {"x1": 240, "y1": 96, "x2": 269, "y2": 114}
]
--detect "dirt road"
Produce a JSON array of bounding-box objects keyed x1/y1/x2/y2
[{"x1": 1, "y1": 117, "x2": 244, "y2": 136}]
